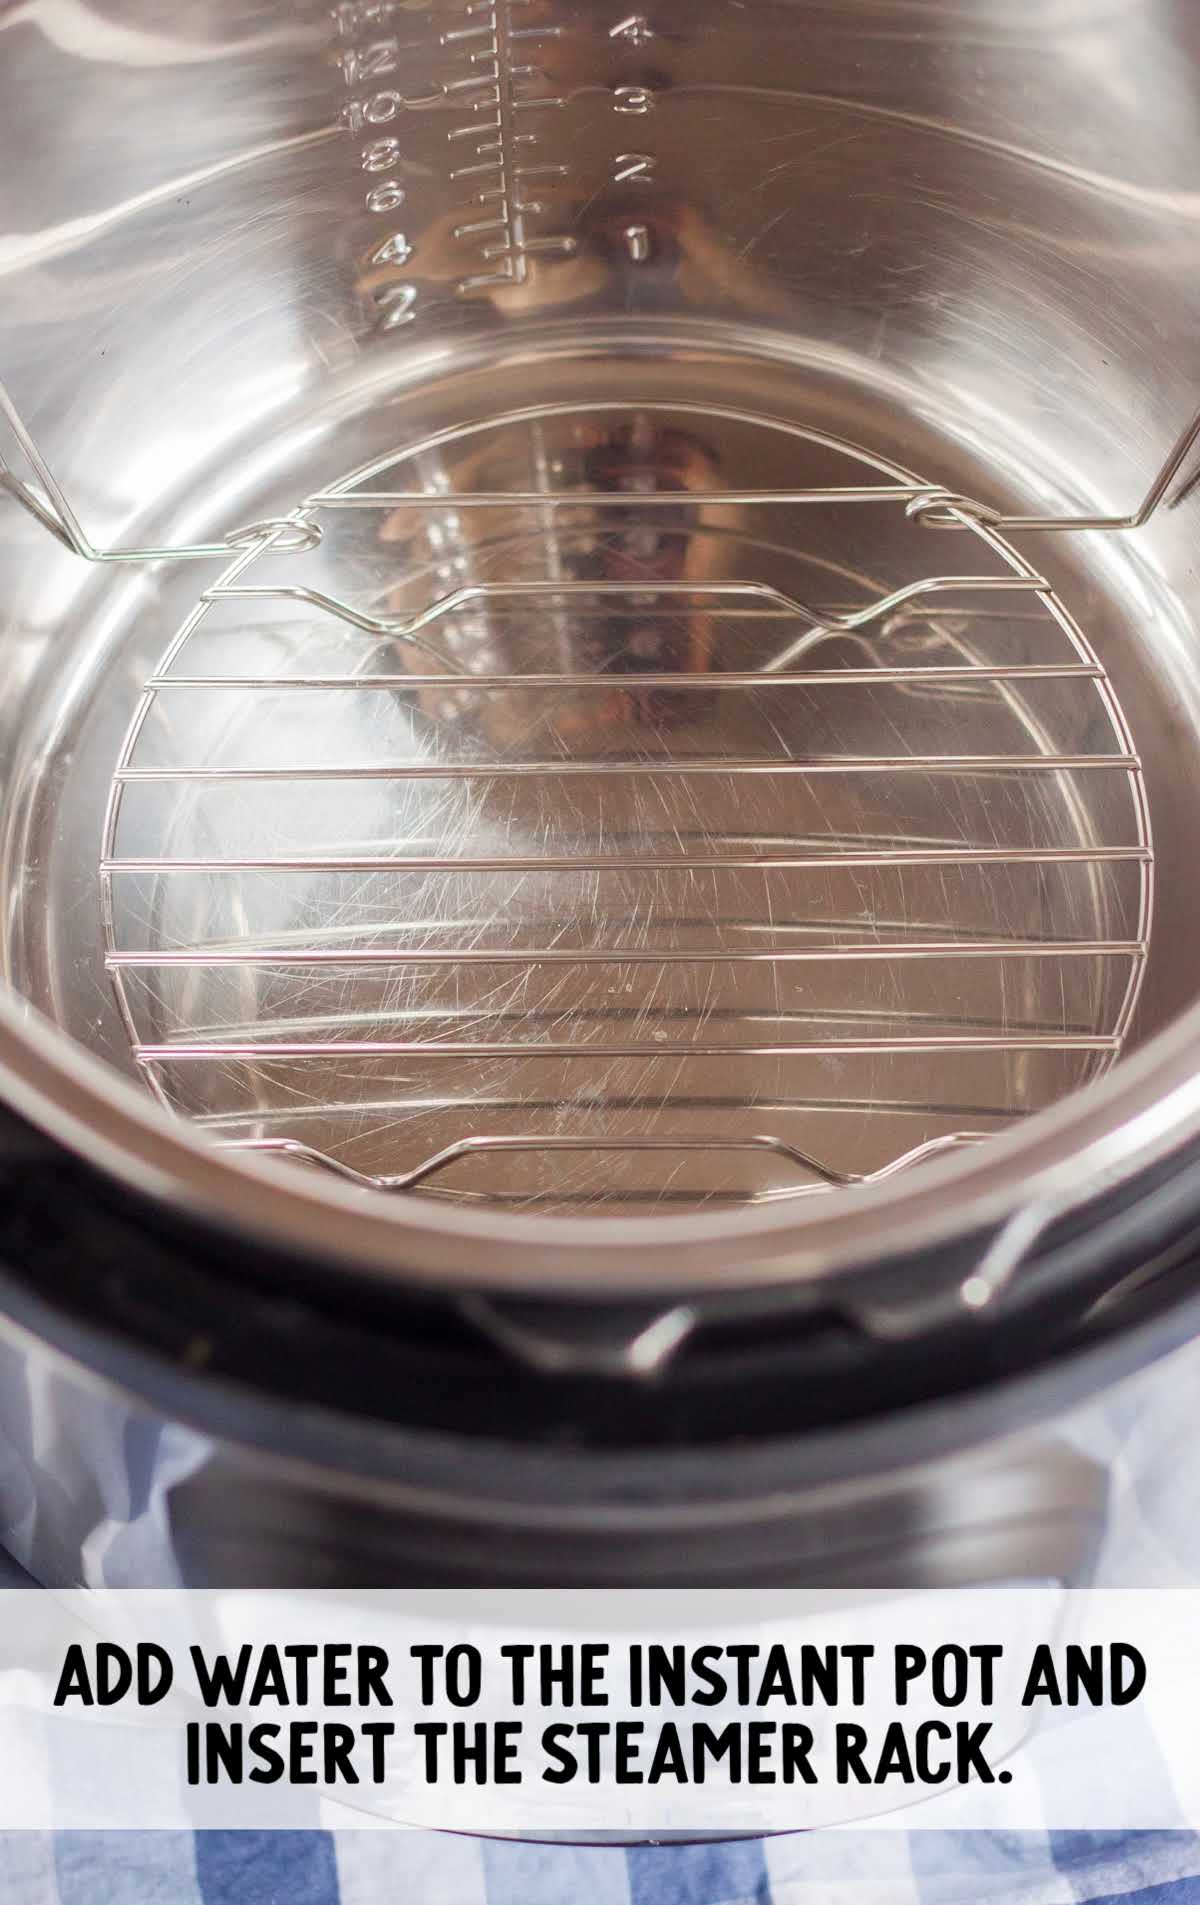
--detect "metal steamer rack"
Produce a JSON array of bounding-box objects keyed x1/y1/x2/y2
[{"x1": 3, "y1": 385, "x2": 1199, "y2": 1216}]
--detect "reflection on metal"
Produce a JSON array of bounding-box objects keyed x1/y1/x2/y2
[{"x1": 92, "y1": 401, "x2": 1154, "y2": 1214}]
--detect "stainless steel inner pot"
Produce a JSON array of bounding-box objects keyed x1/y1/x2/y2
[{"x1": 2, "y1": 0, "x2": 1200, "y2": 1299}]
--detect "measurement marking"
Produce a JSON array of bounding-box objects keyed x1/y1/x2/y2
[
  {"x1": 614, "y1": 151, "x2": 657, "y2": 184},
  {"x1": 457, "y1": 269, "x2": 516, "y2": 292},
  {"x1": 610, "y1": 13, "x2": 654, "y2": 42},
  {"x1": 454, "y1": 215, "x2": 509, "y2": 237},
  {"x1": 487, "y1": 232, "x2": 575, "y2": 257},
  {"x1": 625, "y1": 223, "x2": 651, "y2": 261},
  {"x1": 444, "y1": 70, "x2": 499, "y2": 93},
  {"x1": 466, "y1": 3, "x2": 526, "y2": 288},
  {"x1": 447, "y1": 2, "x2": 581, "y2": 295}
]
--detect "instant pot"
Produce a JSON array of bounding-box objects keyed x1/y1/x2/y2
[{"x1": 1, "y1": 0, "x2": 1200, "y2": 1589}]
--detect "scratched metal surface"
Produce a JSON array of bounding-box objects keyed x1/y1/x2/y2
[
  {"x1": 101, "y1": 401, "x2": 1149, "y2": 1212},
  {"x1": 2, "y1": 0, "x2": 1199, "y2": 1239}
]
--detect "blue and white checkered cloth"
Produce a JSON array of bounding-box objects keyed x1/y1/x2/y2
[
  {"x1": 3, "y1": 1828, "x2": 1200, "y2": 1905},
  {"x1": 4, "y1": 1331, "x2": 1200, "y2": 1904}
]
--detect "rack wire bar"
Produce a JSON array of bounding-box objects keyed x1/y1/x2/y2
[
  {"x1": 199, "y1": 1092, "x2": 1021, "y2": 1122},
  {"x1": 0, "y1": 386, "x2": 319, "y2": 562},
  {"x1": 222, "y1": 1130, "x2": 991, "y2": 1197},
  {"x1": 88, "y1": 399, "x2": 1163, "y2": 1211},
  {"x1": 6, "y1": 380, "x2": 1195, "y2": 567},
  {"x1": 105, "y1": 939, "x2": 1144, "y2": 968},
  {"x1": 138, "y1": 1033, "x2": 1120, "y2": 1060},
  {"x1": 204, "y1": 573, "x2": 1052, "y2": 642},
  {"x1": 146, "y1": 663, "x2": 1107, "y2": 690},
  {"x1": 308, "y1": 483, "x2": 945, "y2": 509},
  {"x1": 112, "y1": 753, "x2": 1142, "y2": 783},
  {"x1": 911, "y1": 408, "x2": 1200, "y2": 532},
  {"x1": 309, "y1": 404, "x2": 1200, "y2": 535},
  {"x1": 102, "y1": 844, "x2": 1151, "y2": 874}
]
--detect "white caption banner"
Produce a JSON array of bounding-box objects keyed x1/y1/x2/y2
[{"x1": 1, "y1": 1588, "x2": 1198, "y2": 1832}]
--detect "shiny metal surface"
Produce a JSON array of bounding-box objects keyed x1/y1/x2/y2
[
  {"x1": 1, "y1": 0, "x2": 1200, "y2": 1285},
  {"x1": 98, "y1": 405, "x2": 1150, "y2": 1211}
]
